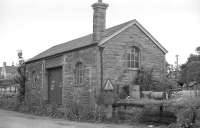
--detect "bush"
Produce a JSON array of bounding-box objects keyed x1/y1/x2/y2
[
  {"x1": 0, "y1": 96, "x2": 18, "y2": 110},
  {"x1": 63, "y1": 102, "x2": 106, "y2": 122},
  {"x1": 168, "y1": 97, "x2": 200, "y2": 127},
  {"x1": 134, "y1": 67, "x2": 177, "y2": 92},
  {"x1": 156, "y1": 79, "x2": 177, "y2": 92},
  {"x1": 0, "y1": 95, "x2": 108, "y2": 122},
  {"x1": 123, "y1": 107, "x2": 143, "y2": 123},
  {"x1": 140, "y1": 105, "x2": 176, "y2": 125}
]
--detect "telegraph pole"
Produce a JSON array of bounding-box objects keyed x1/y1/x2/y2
[{"x1": 175, "y1": 55, "x2": 179, "y2": 79}]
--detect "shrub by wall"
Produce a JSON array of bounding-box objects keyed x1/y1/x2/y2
[{"x1": 167, "y1": 97, "x2": 200, "y2": 128}]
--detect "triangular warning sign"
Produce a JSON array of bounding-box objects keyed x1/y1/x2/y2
[{"x1": 104, "y1": 80, "x2": 114, "y2": 91}]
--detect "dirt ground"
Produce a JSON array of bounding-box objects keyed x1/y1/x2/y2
[{"x1": 0, "y1": 109, "x2": 167, "y2": 128}]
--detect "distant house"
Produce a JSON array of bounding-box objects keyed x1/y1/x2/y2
[
  {"x1": 25, "y1": 0, "x2": 168, "y2": 105},
  {"x1": 0, "y1": 62, "x2": 17, "y2": 80},
  {"x1": 0, "y1": 62, "x2": 18, "y2": 96}
]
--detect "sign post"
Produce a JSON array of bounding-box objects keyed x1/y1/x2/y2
[{"x1": 103, "y1": 79, "x2": 114, "y2": 119}]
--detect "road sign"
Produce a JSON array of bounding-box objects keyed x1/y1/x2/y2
[{"x1": 104, "y1": 80, "x2": 114, "y2": 91}]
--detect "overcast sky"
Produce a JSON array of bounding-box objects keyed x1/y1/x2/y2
[{"x1": 0, "y1": 0, "x2": 199, "y2": 67}]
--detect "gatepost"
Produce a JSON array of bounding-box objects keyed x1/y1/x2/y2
[
  {"x1": 104, "y1": 79, "x2": 114, "y2": 119},
  {"x1": 130, "y1": 85, "x2": 140, "y2": 99}
]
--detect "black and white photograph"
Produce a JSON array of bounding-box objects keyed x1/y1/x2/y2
[{"x1": 0, "y1": 0, "x2": 200, "y2": 128}]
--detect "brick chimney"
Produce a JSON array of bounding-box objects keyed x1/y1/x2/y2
[{"x1": 92, "y1": 0, "x2": 108, "y2": 43}]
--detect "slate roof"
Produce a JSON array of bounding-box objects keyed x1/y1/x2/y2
[
  {"x1": 26, "y1": 20, "x2": 134, "y2": 63},
  {"x1": 27, "y1": 19, "x2": 167, "y2": 63}
]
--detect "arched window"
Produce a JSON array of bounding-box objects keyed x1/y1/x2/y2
[
  {"x1": 75, "y1": 62, "x2": 84, "y2": 85},
  {"x1": 32, "y1": 71, "x2": 37, "y2": 88},
  {"x1": 126, "y1": 46, "x2": 140, "y2": 69}
]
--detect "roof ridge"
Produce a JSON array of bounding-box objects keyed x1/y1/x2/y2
[
  {"x1": 53, "y1": 34, "x2": 92, "y2": 48},
  {"x1": 99, "y1": 19, "x2": 168, "y2": 54},
  {"x1": 105, "y1": 19, "x2": 136, "y2": 30},
  {"x1": 53, "y1": 19, "x2": 135, "y2": 46},
  {"x1": 27, "y1": 19, "x2": 137, "y2": 62},
  {"x1": 26, "y1": 19, "x2": 167, "y2": 63}
]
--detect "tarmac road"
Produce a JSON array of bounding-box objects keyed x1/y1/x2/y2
[{"x1": 0, "y1": 109, "x2": 134, "y2": 128}]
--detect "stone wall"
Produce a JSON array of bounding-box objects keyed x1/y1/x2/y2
[
  {"x1": 26, "y1": 46, "x2": 98, "y2": 106},
  {"x1": 25, "y1": 24, "x2": 166, "y2": 105},
  {"x1": 26, "y1": 55, "x2": 63, "y2": 104},
  {"x1": 102, "y1": 24, "x2": 166, "y2": 93},
  {"x1": 25, "y1": 60, "x2": 44, "y2": 103},
  {"x1": 63, "y1": 46, "x2": 98, "y2": 106}
]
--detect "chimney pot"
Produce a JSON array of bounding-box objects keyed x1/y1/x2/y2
[{"x1": 17, "y1": 50, "x2": 23, "y2": 59}]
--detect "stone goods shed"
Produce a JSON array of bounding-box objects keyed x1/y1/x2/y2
[{"x1": 25, "y1": 0, "x2": 168, "y2": 105}]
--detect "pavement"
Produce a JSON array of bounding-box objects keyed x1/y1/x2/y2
[{"x1": 0, "y1": 109, "x2": 136, "y2": 128}]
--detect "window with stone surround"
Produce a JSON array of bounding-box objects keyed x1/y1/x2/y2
[
  {"x1": 75, "y1": 62, "x2": 84, "y2": 86},
  {"x1": 125, "y1": 46, "x2": 140, "y2": 69},
  {"x1": 32, "y1": 71, "x2": 37, "y2": 89}
]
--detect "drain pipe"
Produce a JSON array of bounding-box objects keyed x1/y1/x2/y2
[{"x1": 99, "y1": 46, "x2": 104, "y2": 91}]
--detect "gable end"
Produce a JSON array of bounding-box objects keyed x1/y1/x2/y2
[{"x1": 98, "y1": 20, "x2": 168, "y2": 54}]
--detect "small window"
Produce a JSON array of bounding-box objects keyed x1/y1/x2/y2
[
  {"x1": 32, "y1": 71, "x2": 37, "y2": 88},
  {"x1": 75, "y1": 62, "x2": 84, "y2": 86},
  {"x1": 125, "y1": 46, "x2": 140, "y2": 69}
]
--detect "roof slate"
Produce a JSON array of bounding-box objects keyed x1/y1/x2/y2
[
  {"x1": 27, "y1": 20, "x2": 134, "y2": 62},
  {"x1": 27, "y1": 19, "x2": 167, "y2": 63}
]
